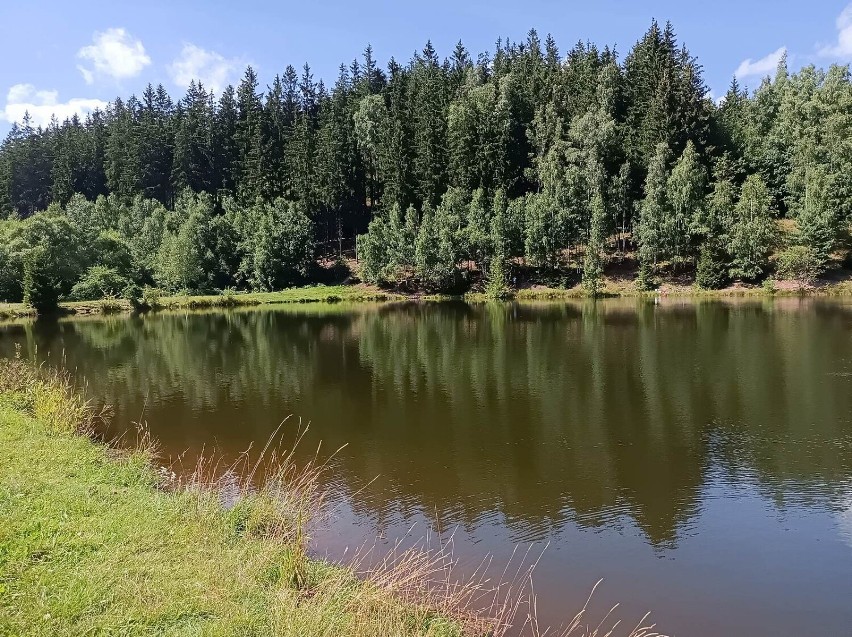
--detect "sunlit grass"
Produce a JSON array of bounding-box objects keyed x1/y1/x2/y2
[{"x1": 157, "y1": 284, "x2": 403, "y2": 309}]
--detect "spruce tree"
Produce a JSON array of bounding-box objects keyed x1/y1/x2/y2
[
  {"x1": 235, "y1": 67, "x2": 266, "y2": 202},
  {"x1": 636, "y1": 142, "x2": 671, "y2": 276}
]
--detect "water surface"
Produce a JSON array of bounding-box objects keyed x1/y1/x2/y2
[{"x1": 2, "y1": 298, "x2": 851, "y2": 636}]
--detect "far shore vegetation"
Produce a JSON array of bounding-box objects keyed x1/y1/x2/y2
[
  {"x1": 2, "y1": 264, "x2": 852, "y2": 321},
  {"x1": 1, "y1": 21, "x2": 852, "y2": 316}
]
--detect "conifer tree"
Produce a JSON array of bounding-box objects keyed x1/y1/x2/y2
[
  {"x1": 235, "y1": 67, "x2": 266, "y2": 202},
  {"x1": 636, "y1": 142, "x2": 671, "y2": 275},
  {"x1": 213, "y1": 86, "x2": 239, "y2": 196},
  {"x1": 411, "y1": 41, "x2": 449, "y2": 207}
]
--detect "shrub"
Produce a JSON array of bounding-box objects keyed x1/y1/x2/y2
[
  {"x1": 23, "y1": 248, "x2": 61, "y2": 314},
  {"x1": 69, "y1": 266, "x2": 131, "y2": 301},
  {"x1": 775, "y1": 245, "x2": 823, "y2": 287},
  {"x1": 695, "y1": 241, "x2": 729, "y2": 290},
  {"x1": 215, "y1": 287, "x2": 238, "y2": 307},
  {"x1": 122, "y1": 283, "x2": 143, "y2": 310},
  {"x1": 100, "y1": 296, "x2": 124, "y2": 314},
  {"x1": 141, "y1": 286, "x2": 164, "y2": 310}
]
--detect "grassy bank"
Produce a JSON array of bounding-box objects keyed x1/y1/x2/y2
[
  {"x1": 0, "y1": 358, "x2": 491, "y2": 637},
  {"x1": 0, "y1": 284, "x2": 404, "y2": 320},
  {"x1": 3, "y1": 271, "x2": 852, "y2": 320},
  {"x1": 449, "y1": 274, "x2": 852, "y2": 303}
]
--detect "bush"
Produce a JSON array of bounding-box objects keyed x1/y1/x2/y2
[
  {"x1": 100, "y1": 296, "x2": 124, "y2": 314},
  {"x1": 216, "y1": 287, "x2": 238, "y2": 307},
  {"x1": 141, "y1": 286, "x2": 164, "y2": 310},
  {"x1": 122, "y1": 283, "x2": 143, "y2": 310},
  {"x1": 775, "y1": 245, "x2": 823, "y2": 287},
  {"x1": 695, "y1": 241, "x2": 729, "y2": 290},
  {"x1": 23, "y1": 248, "x2": 61, "y2": 314},
  {"x1": 636, "y1": 260, "x2": 655, "y2": 291},
  {"x1": 485, "y1": 257, "x2": 512, "y2": 300},
  {"x1": 69, "y1": 266, "x2": 131, "y2": 301}
]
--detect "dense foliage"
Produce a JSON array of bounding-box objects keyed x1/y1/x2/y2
[{"x1": 1, "y1": 22, "x2": 851, "y2": 304}]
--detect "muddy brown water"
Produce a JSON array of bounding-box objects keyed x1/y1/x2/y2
[{"x1": 2, "y1": 297, "x2": 852, "y2": 636}]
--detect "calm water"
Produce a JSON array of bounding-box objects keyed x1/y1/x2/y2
[{"x1": 2, "y1": 298, "x2": 852, "y2": 636}]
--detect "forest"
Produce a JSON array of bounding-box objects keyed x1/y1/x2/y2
[{"x1": 1, "y1": 21, "x2": 851, "y2": 310}]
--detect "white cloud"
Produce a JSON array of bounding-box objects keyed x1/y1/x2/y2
[
  {"x1": 734, "y1": 46, "x2": 787, "y2": 80},
  {"x1": 819, "y1": 3, "x2": 852, "y2": 59},
  {"x1": 1, "y1": 84, "x2": 108, "y2": 128},
  {"x1": 77, "y1": 27, "x2": 151, "y2": 84},
  {"x1": 168, "y1": 43, "x2": 242, "y2": 95}
]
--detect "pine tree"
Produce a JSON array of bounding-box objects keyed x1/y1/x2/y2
[
  {"x1": 264, "y1": 74, "x2": 289, "y2": 199},
  {"x1": 172, "y1": 81, "x2": 213, "y2": 195},
  {"x1": 213, "y1": 86, "x2": 239, "y2": 196},
  {"x1": 104, "y1": 98, "x2": 141, "y2": 201},
  {"x1": 235, "y1": 67, "x2": 266, "y2": 202},
  {"x1": 316, "y1": 65, "x2": 363, "y2": 255},
  {"x1": 380, "y1": 58, "x2": 416, "y2": 209},
  {"x1": 289, "y1": 64, "x2": 319, "y2": 210},
  {"x1": 138, "y1": 84, "x2": 174, "y2": 204},
  {"x1": 411, "y1": 41, "x2": 449, "y2": 208}
]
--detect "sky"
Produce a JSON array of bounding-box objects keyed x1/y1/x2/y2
[{"x1": 1, "y1": 0, "x2": 851, "y2": 134}]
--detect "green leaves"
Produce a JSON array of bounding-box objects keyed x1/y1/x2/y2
[
  {"x1": 231, "y1": 198, "x2": 314, "y2": 291},
  {"x1": 729, "y1": 174, "x2": 777, "y2": 281},
  {"x1": 0, "y1": 25, "x2": 850, "y2": 299}
]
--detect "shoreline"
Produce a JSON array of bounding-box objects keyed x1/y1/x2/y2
[{"x1": 2, "y1": 275, "x2": 851, "y2": 321}]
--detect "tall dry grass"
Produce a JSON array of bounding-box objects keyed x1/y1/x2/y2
[{"x1": 0, "y1": 345, "x2": 107, "y2": 435}]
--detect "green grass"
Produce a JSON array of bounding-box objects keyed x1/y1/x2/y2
[
  {"x1": 0, "y1": 359, "x2": 478, "y2": 637},
  {"x1": 3, "y1": 274, "x2": 852, "y2": 322},
  {"x1": 0, "y1": 285, "x2": 404, "y2": 320},
  {"x1": 0, "y1": 303, "x2": 36, "y2": 320},
  {"x1": 156, "y1": 284, "x2": 402, "y2": 310}
]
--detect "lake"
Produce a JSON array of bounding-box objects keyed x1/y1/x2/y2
[{"x1": 2, "y1": 298, "x2": 851, "y2": 636}]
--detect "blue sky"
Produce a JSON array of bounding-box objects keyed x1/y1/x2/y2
[{"x1": 1, "y1": 0, "x2": 851, "y2": 134}]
